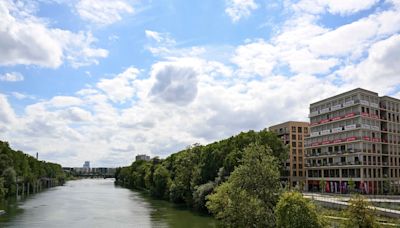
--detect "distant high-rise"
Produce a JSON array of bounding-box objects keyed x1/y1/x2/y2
[
  {"x1": 135, "y1": 154, "x2": 150, "y2": 161},
  {"x1": 83, "y1": 161, "x2": 90, "y2": 169}
]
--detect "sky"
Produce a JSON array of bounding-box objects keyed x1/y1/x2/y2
[{"x1": 0, "y1": 0, "x2": 400, "y2": 167}]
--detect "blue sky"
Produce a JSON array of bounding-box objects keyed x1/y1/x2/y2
[{"x1": 1, "y1": 0, "x2": 400, "y2": 167}]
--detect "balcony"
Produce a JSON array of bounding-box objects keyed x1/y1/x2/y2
[{"x1": 310, "y1": 100, "x2": 359, "y2": 117}]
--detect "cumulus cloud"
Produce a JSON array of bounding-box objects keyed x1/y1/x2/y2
[
  {"x1": 76, "y1": 0, "x2": 134, "y2": 26},
  {"x1": 0, "y1": 94, "x2": 17, "y2": 125},
  {"x1": 0, "y1": 0, "x2": 108, "y2": 68},
  {"x1": 231, "y1": 40, "x2": 277, "y2": 77},
  {"x1": 3, "y1": 0, "x2": 400, "y2": 168},
  {"x1": 294, "y1": 0, "x2": 379, "y2": 15},
  {"x1": 149, "y1": 61, "x2": 199, "y2": 106},
  {"x1": 337, "y1": 34, "x2": 400, "y2": 93},
  {"x1": 0, "y1": 72, "x2": 24, "y2": 82},
  {"x1": 60, "y1": 107, "x2": 92, "y2": 122},
  {"x1": 225, "y1": 0, "x2": 258, "y2": 22},
  {"x1": 97, "y1": 67, "x2": 140, "y2": 103}
]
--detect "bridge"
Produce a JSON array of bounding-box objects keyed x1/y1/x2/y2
[{"x1": 63, "y1": 167, "x2": 116, "y2": 179}]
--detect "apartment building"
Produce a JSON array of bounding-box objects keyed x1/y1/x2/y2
[
  {"x1": 305, "y1": 88, "x2": 400, "y2": 194},
  {"x1": 270, "y1": 121, "x2": 309, "y2": 188}
]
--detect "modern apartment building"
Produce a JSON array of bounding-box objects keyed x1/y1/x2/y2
[
  {"x1": 305, "y1": 88, "x2": 400, "y2": 194},
  {"x1": 269, "y1": 121, "x2": 309, "y2": 188}
]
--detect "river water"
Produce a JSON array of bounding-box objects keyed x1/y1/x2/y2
[{"x1": 0, "y1": 179, "x2": 218, "y2": 228}]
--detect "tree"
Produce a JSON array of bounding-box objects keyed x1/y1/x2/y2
[
  {"x1": 383, "y1": 176, "x2": 391, "y2": 195},
  {"x1": 151, "y1": 165, "x2": 171, "y2": 199},
  {"x1": 3, "y1": 167, "x2": 16, "y2": 196},
  {"x1": 348, "y1": 178, "x2": 355, "y2": 194},
  {"x1": 0, "y1": 177, "x2": 7, "y2": 198},
  {"x1": 192, "y1": 182, "x2": 215, "y2": 211},
  {"x1": 206, "y1": 143, "x2": 281, "y2": 227},
  {"x1": 344, "y1": 194, "x2": 378, "y2": 228},
  {"x1": 275, "y1": 191, "x2": 325, "y2": 228},
  {"x1": 319, "y1": 179, "x2": 326, "y2": 193}
]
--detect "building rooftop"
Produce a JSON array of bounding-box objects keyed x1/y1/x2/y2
[{"x1": 310, "y1": 88, "x2": 378, "y2": 106}]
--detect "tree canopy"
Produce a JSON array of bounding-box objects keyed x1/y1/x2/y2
[
  {"x1": 115, "y1": 129, "x2": 288, "y2": 215},
  {"x1": 206, "y1": 143, "x2": 281, "y2": 227},
  {"x1": 344, "y1": 194, "x2": 378, "y2": 228},
  {"x1": 0, "y1": 141, "x2": 65, "y2": 200},
  {"x1": 275, "y1": 191, "x2": 325, "y2": 228}
]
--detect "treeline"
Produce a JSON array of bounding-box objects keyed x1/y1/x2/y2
[
  {"x1": 115, "y1": 129, "x2": 381, "y2": 227},
  {"x1": 0, "y1": 141, "x2": 65, "y2": 200},
  {"x1": 115, "y1": 130, "x2": 288, "y2": 213}
]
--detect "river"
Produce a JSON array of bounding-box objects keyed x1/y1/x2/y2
[{"x1": 0, "y1": 179, "x2": 218, "y2": 228}]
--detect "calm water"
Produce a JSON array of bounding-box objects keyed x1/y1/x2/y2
[{"x1": 0, "y1": 179, "x2": 217, "y2": 228}]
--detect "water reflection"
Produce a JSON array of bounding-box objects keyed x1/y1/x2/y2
[{"x1": 0, "y1": 179, "x2": 217, "y2": 228}]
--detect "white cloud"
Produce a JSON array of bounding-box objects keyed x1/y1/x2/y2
[
  {"x1": 337, "y1": 34, "x2": 400, "y2": 93},
  {"x1": 76, "y1": 0, "x2": 134, "y2": 26},
  {"x1": 231, "y1": 39, "x2": 277, "y2": 77},
  {"x1": 145, "y1": 30, "x2": 163, "y2": 42},
  {"x1": 11, "y1": 92, "x2": 35, "y2": 100},
  {"x1": 97, "y1": 67, "x2": 140, "y2": 103},
  {"x1": 294, "y1": 0, "x2": 379, "y2": 15},
  {"x1": 3, "y1": 0, "x2": 400, "y2": 168},
  {"x1": 225, "y1": 0, "x2": 258, "y2": 22},
  {"x1": 60, "y1": 107, "x2": 92, "y2": 122},
  {"x1": 47, "y1": 96, "x2": 83, "y2": 108},
  {"x1": 0, "y1": 94, "x2": 17, "y2": 125},
  {"x1": 149, "y1": 60, "x2": 199, "y2": 106},
  {"x1": 0, "y1": 1, "x2": 108, "y2": 68},
  {"x1": 0, "y1": 72, "x2": 24, "y2": 82}
]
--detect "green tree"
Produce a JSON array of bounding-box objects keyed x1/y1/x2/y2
[
  {"x1": 206, "y1": 143, "x2": 280, "y2": 227},
  {"x1": 275, "y1": 191, "x2": 325, "y2": 228},
  {"x1": 192, "y1": 182, "x2": 215, "y2": 211},
  {"x1": 319, "y1": 179, "x2": 326, "y2": 193},
  {"x1": 151, "y1": 165, "x2": 171, "y2": 199},
  {"x1": 344, "y1": 194, "x2": 377, "y2": 228},
  {"x1": 0, "y1": 177, "x2": 7, "y2": 198},
  {"x1": 3, "y1": 167, "x2": 16, "y2": 196},
  {"x1": 383, "y1": 176, "x2": 391, "y2": 195},
  {"x1": 348, "y1": 178, "x2": 355, "y2": 194}
]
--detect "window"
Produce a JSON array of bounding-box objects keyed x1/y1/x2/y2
[
  {"x1": 298, "y1": 127, "x2": 302, "y2": 133},
  {"x1": 292, "y1": 126, "x2": 296, "y2": 133},
  {"x1": 304, "y1": 128, "x2": 308, "y2": 134},
  {"x1": 292, "y1": 134, "x2": 296, "y2": 140}
]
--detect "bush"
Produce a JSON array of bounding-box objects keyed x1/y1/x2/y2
[
  {"x1": 344, "y1": 194, "x2": 378, "y2": 228},
  {"x1": 275, "y1": 191, "x2": 324, "y2": 228}
]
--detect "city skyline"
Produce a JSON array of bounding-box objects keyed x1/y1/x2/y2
[{"x1": 1, "y1": 0, "x2": 400, "y2": 167}]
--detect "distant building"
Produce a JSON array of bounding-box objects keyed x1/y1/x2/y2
[
  {"x1": 135, "y1": 154, "x2": 150, "y2": 161},
  {"x1": 269, "y1": 121, "x2": 309, "y2": 188},
  {"x1": 83, "y1": 161, "x2": 90, "y2": 168},
  {"x1": 305, "y1": 88, "x2": 400, "y2": 194}
]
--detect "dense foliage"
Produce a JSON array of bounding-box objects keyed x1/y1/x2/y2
[
  {"x1": 0, "y1": 141, "x2": 65, "y2": 200},
  {"x1": 344, "y1": 194, "x2": 378, "y2": 228},
  {"x1": 206, "y1": 143, "x2": 281, "y2": 227},
  {"x1": 275, "y1": 191, "x2": 325, "y2": 228},
  {"x1": 115, "y1": 130, "x2": 288, "y2": 214}
]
